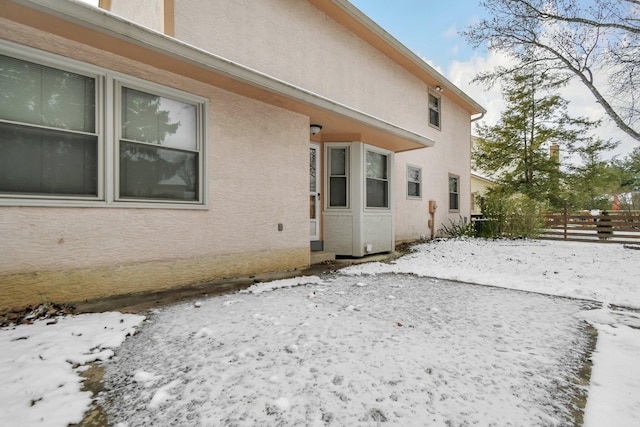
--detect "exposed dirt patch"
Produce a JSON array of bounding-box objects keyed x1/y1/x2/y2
[
  {"x1": 69, "y1": 364, "x2": 108, "y2": 427},
  {"x1": 0, "y1": 302, "x2": 77, "y2": 327},
  {"x1": 565, "y1": 323, "x2": 598, "y2": 427}
]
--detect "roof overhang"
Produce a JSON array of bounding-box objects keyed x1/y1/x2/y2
[{"x1": 0, "y1": 0, "x2": 435, "y2": 152}]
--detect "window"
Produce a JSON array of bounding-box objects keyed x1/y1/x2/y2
[
  {"x1": 429, "y1": 93, "x2": 440, "y2": 129},
  {"x1": 328, "y1": 146, "x2": 349, "y2": 208},
  {"x1": 118, "y1": 85, "x2": 200, "y2": 202},
  {"x1": 366, "y1": 150, "x2": 389, "y2": 208},
  {"x1": 0, "y1": 45, "x2": 206, "y2": 206},
  {"x1": 0, "y1": 54, "x2": 99, "y2": 198},
  {"x1": 407, "y1": 165, "x2": 421, "y2": 198},
  {"x1": 449, "y1": 174, "x2": 459, "y2": 211}
]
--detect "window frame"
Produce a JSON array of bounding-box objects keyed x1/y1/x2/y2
[
  {"x1": 365, "y1": 147, "x2": 391, "y2": 210},
  {"x1": 428, "y1": 92, "x2": 441, "y2": 130},
  {"x1": 114, "y1": 77, "x2": 206, "y2": 205},
  {"x1": 449, "y1": 173, "x2": 460, "y2": 212},
  {"x1": 325, "y1": 143, "x2": 350, "y2": 210},
  {"x1": 406, "y1": 164, "x2": 422, "y2": 199},
  {"x1": 0, "y1": 45, "x2": 104, "y2": 203},
  {"x1": 0, "y1": 41, "x2": 208, "y2": 209}
]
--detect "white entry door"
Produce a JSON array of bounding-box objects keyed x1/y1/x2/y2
[{"x1": 310, "y1": 143, "x2": 320, "y2": 241}]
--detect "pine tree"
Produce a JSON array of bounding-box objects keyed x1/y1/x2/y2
[{"x1": 473, "y1": 69, "x2": 611, "y2": 209}]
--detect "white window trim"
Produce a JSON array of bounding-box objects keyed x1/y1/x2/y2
[
  {"x1": 0, "y1": 40, "x2": 208, "y2": 209},
  {"x1": 325, "y1": 143, "x2": 351, "y2": 210},
  {"x1": 406, "y1": 164, "x2": 422, "y2": 199},
  {"x1": 428, "y1": 91, "x2": 441, "y2": 130},
  {"x1": 364, "y1": 145, "x2": 392, "y2": 211},
  {"x1": 113, "y1": 76, "x2": 207, "y2": 206}
]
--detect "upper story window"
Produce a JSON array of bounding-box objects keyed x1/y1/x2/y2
[
  {"x1": 328, "y1": 145, "x2": 349, "y2": 208},
  {"x1": 366, "y1": 150, "x2": 390, "y2": 209},
  {"x1": 449, "y1": 174, "x2": 460, "y2": 211},
  {"x1": 407, "y1": 165, "x2": 422, "y2": 198},
  {"x1": 0, "y1": 44, "x2": 207, "y2": 207},
  {"x1": 429, "y1": 93, "x2": 441, "y2": 129}
]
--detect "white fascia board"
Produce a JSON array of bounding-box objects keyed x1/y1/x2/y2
[{"x1": 11, "y1": 0, "x2": 434, "y2": 149}]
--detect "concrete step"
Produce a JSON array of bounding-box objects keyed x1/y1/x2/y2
[{"x1": 310, "y1": 251, "x2": 336, "y2": 265}]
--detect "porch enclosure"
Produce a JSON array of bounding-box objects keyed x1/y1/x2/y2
[{"x1": 542, "y1": 210, "x2": 640, "y2": 244}]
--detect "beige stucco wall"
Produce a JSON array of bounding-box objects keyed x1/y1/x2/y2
[
  {"x1": 0, "y1": 20, "x2": 310, "y2": 310},
  {"x1": 394, "y1": 97, "x2": 472, "y2": 241},
  {"x1": 169, "y1": 0, "x2": 430, "y2": 134},
  {"x1": 105, "y1": 0, "x2": 478, "y2": 243},
  {"x1": 109, "y1": 0, "x2": 165, "y2": 33}
]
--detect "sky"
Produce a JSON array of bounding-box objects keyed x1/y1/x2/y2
[{"x1": 349, "y1": 0, "x2": 637, "y2": 160}]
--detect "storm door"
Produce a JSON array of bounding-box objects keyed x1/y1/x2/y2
[{"x1": 310, "y1": 143, "x2": 320, "y2": 241}]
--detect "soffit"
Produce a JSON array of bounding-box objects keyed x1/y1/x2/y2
[{"x1": 1, "y1": 0, "x2": 434, "y2": 153}]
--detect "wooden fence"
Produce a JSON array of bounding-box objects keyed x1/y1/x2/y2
[{"x1": 542, "y1": 210, "x2": 640, "y2": 244}]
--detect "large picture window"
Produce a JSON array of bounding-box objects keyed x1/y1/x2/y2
[
  {"x1": 0, "y1": 46, "x2": 206, "y2": 207},
  {"x1": 0, "y1": 54, "x2": 98, "y2": 198},
  {"x1": 366, "y1": 150, "x2": 389, "y2": 208}
]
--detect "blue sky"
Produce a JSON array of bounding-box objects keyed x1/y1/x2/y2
[{"x1": 348, "y1": 0, "x2": 487, "y2": 69}]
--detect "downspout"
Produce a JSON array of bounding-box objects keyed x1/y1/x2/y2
[{"x1": 471, "y1": 112, "x2": 485, "y2": 122}]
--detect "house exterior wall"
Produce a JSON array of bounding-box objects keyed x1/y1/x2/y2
[
  {"x1": 137, "y1": 0, "x2": 431, "y2": 135},
  {"x1": 394, "y1": 97, "x2": 472, "y2": 241},
  {"x1": 471, "y1": 175, "x2": 496, "y2": 215},
  {"x1": 108, "y1": 0, "x2": 165, "y2": 33},
  {"x1": 0, "y1": 20, "x2": 310, "y2": 310}
]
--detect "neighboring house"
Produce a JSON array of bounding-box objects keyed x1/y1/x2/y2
[
  {"x1": 470, "y1": 172, "x2": 497, "y2": 216},
  {"x1": 0, "y1": 0, "x2": 485, "y2": 310}
]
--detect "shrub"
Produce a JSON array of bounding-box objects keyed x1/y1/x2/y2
[
  {"x1": 478, "y1": 190, "x2": 546, "y2": 239},
  {"x1": 441, "y1": 216, "x2": 476, "y2": 238}
]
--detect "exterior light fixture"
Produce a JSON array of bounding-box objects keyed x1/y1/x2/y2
[
  {"x1": 435, "y1": 85, "x2": 443, "y2": 92},
  {"x1": 310, "y1": 124, "x2": 323, "y2": 135}
]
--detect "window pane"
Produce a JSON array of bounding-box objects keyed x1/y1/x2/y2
[
  {"x1": 449, "y1": 176, "x2": 459, "y2": 210},
  {"x1": 367, "y1": 178, "x2": 388, "y2": 208},
  {"x1": 429, "y1": 94, "x2": 440, "y2": 127},
  {"x1": 119, "y1": 141, "x2": 198, "y2": 201},
  {"x1": 310, "y1": 147, "x2": 317, "y2": 192},
  {"x1": 450, "y1": 193, "x2": 459, "y2": 210},
  {"x1": 329, "y1": 177, "x2": 347, "y2": 207},
  {"x1": 122, "y1": 87, "x2": 197, "y2": 150},
  {"x1": 330, "y1": 148, "x2": 346, "y2": 175},
  {"x1": 0, "y1": 54, "x2": 95, "y2": 133},
  {"x1": 0, "y1": 122, "x2": 97, "y2": 196},
  {"x1": 449, "y1": 176, "x2": 458, "y2": 193},
  {"x1": 366, "y1": 151, "x2": 387, "y2": 179},
  {"x1": 407, "y1": 167, "x2": 420, "y2": 183},
  {"x1": 408, "y1": 182, "x2": 420, "y2": 197}
]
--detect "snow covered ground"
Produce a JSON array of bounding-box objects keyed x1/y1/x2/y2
[{"x1": 1, "y1": 239, "x2": 639, "y2": 426}]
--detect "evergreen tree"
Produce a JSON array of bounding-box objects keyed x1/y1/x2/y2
[
  {"x1": 565, "y1": 139, "x2": 621, "y2": 210},
  {"x1": 473, "y1": 69, "x2": 612, "y2": 209}
]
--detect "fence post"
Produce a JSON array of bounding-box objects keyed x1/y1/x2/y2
[{"x1": 563, "y1": 202, "x2": 568, "y2": 240}]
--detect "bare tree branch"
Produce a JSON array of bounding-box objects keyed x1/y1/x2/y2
[{"x1": 466, "y1": 0, "x2": 640, "y2": 142}]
